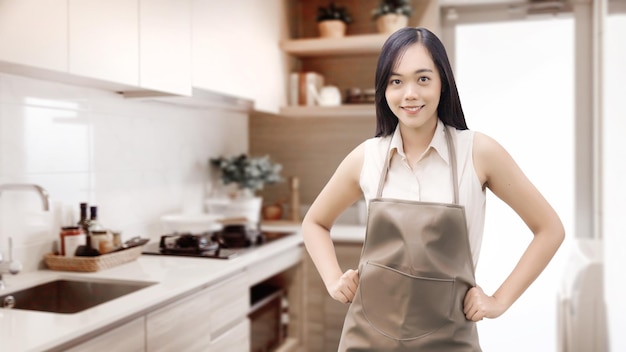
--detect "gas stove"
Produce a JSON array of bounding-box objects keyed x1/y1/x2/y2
[{"x1": 142, "y1": 224, "x2": 294, "y2": 260}]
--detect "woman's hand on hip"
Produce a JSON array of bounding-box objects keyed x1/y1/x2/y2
[
  {"x1": 463, "y1": 285, "x2": 506, "y2": 321},
  {"x1": 327, "y1": 269, "x2": 359, "y2": 304}
]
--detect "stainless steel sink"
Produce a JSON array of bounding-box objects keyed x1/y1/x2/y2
[{"x1": 0, "y1": 279, "x2": 155, "y2": 314}]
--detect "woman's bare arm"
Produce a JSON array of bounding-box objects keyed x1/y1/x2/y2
[
  {"x1": 301, "y1": 142, "x2": 365, "y2": 303},
  {"x1": 463, "y1": 132, "x2": 565, "y2": 321}
]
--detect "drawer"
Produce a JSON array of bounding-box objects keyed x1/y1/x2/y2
[
  {"x1": 210, "y1": 318, "x2": 250, "y2": 352},
  {"x1": 208, "y1": 270, "x2": 250, "y2": 337}
]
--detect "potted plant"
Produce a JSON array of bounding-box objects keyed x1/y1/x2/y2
[
  {"x1": 208, "y1": 154, "x2": 283, "y2": 225},
  {"x1": 316, "y1": 2, "x2": 353, "y2": 38},
  {"x1": 372, "y1": 0, "x2": 413, "y2": 34}
]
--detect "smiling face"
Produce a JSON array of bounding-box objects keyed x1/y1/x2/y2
[{"x1": 385, "y1": 43, "x2": 442, "y2": 132}]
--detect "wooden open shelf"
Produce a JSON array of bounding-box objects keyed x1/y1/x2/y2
[
  {"x1": 279, "y1": 104, "x2": 376, "y2": 118},
  {"x1": 279, "y1": 34, "x2": 389, "y2": 57}
]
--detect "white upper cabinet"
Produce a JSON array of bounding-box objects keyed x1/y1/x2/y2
[
  {"x1": 0, "y1": 0, "x2": 68, "y2": 72},
  {"x1": 192, "y1": 0, "x2": 289, "y2": 113},
  {"x1": 139, "y1": 0, "x2": 192, "y2": 96},
  {"x1": 68, "y1": 0, "x2": 140, "y2": 87},
  {"x1": 0, "y1": 0, "x2": 191, "y2": 95}
]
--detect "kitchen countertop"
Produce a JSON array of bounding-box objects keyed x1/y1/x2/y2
[
  {"x1": 0, "y1": 224, "x2": 365, "y2": 352},
  {"x1": 330, "y1": 224, "x2": 366, "y2": 243},
  {"x1": 264, "y1": 221, "x2": 365, "y2": 242},
  {"x1": 1, "y1": 228, "x2": 302, "y2": 351}
]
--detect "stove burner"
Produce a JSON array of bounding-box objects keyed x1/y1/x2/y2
[
  {"x1": 160, "y1": 233, "x2": 219, "y2": 253},
  {"x1": 142, "y1": 226, "x2": 295, "y2": 260}
]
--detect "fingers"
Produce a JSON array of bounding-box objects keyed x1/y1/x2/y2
[
  {"x1": 341, "y1": 269, "x2": 359, "y2": 303},
  {"x1": 344, "y1": 269, "x2": 359, "y2": 296},
  {"x1": 330, "y1": 269, "x2": 360, "y2": 304},
  {"x1": 463, "y1": 286, "x2": 487, "y2": 322}
]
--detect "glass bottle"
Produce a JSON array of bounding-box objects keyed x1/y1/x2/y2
[
  {"x1": 77, "y1": 202, "x2": 90, "y2": 234},
  {"x1": 74, "y1": 202, "x2": 99, "y2": 256},
  {"x1": 88, "y1": 206, "x2": 112, "y2": 253},
  {"x1": 88, "y1": 206, "x2": 105, "y2": 233}
]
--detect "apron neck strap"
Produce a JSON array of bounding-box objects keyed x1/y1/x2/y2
[{"x1": 376, "y1": 124, "x2": 459, "y2": 204}]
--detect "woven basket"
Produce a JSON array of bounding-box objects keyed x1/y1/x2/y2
[{"x1": 44, "y1": 245, "x2": 143, "y2": 272}]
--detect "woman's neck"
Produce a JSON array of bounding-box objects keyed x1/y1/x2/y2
[{"x1": 399, "y1": 118, "x2": 439, "y2": 160}]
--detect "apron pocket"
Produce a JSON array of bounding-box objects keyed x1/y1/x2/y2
[{"x1": 360, "y1": 261, "x2": 455, "y2": 341}]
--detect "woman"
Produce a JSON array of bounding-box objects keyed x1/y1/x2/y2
[{"x1": 301, "y1": 27, "x2": 565, "y2": 351}]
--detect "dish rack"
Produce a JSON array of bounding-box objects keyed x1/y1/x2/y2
[{"x1": 44, "y1": 245, "x2": 143, "y2": 272}]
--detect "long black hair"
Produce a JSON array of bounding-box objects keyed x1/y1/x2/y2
[{"x1": 374, "y1": 27, "x2": 468, "y2": 137}]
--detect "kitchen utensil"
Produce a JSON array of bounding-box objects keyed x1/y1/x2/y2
[{"x1": 110, "y1": 236, "x2": 149, "y2": 253}]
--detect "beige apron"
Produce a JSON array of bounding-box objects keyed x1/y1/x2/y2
[{"x1": 338, "y1": 126, "x2": 481, "y2": 351}]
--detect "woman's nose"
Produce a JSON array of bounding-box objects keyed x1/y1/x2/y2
[{"x1": 403, "y1": 83, "x2": 419, "y2": 99}]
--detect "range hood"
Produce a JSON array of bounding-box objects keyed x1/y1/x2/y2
[{"x1": 122, "y1": 87, "x2": 254, "y2": 112}]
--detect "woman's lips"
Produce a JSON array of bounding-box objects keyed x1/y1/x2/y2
[{"x1": 401, "y1": 105, "x2": 424, "y2": 112}]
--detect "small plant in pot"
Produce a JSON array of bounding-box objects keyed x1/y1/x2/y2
[
  {"x1": 210, "y1": 154, "x2": 283, "y2": 197},
  {"x1": 316, "y1": 2, "x2": 353, "y2": 38},
  {"x1": 372, "y1": 0, "x2": 413, "y2": 34},
  {"x1": 209, "y1": 154, "x2": 283, "y2": 225}
]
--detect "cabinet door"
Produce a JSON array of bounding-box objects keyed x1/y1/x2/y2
[
  {"x1": 209, "y1": 318, "x2": 250, "y2": 352},
  {"x1": 146, "y1": 287, "x2": 213, "y2": 351},
  {"x1": 206, "y1": 271, "x2": 250, "y2": 338},
  {"x1": 0, "y1": 0, "x2": 67, "y2": 72},
  {"x1": 68, "y1": 0, "x2": 139, "y2": 86},
  {"x1": 146, "y1": 271, "x2": 249, "y2": 352},
  {"x1": 65, "y1": 316, "x2": 145, "y2": 352},
  {"x1": 139, "y1": 0, "x2": 191, "y2": 96},
  {"x1": 192, "y1": 0, "x2": 288, "y2": 113}
]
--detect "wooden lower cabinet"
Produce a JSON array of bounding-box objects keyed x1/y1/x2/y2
[
  {"x1": 145, "y1": 284, "x2": 214, "y2": 351},
  {"x1": 60, "y1": 248, "x2": 304, "y2": 351},
  {"x1": 303, "y1": 242, "x2": 362, "y2": 352},
  {"x1": 210, "y1": 318, "x2": 250, "y2": 351},
  {"x1": 146, "y1": 271, "x2": 249, "y2": 352},
  {"x1": 65, "y1": 316, "x2": 146, "y2": 352}
]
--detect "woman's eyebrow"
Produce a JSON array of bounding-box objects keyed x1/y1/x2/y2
[{"x1": 390, "y1": 68, "x2": 433, "y2": 76}]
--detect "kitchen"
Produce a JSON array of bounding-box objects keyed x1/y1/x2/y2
[{"x1": 0, "y1": 0, "x2": 624, "y2": 351}]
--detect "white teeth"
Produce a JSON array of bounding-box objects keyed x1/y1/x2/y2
[{"x1": 403, "y1": 106, "x2": 422, "y2": 112}]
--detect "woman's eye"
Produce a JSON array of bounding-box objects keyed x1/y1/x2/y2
[
  {"x1": 418, "y1": 76, "x2": 430, "y2": 83},
  {"x1": 389, "y1": 79, "x2": 401, "y2": 85}
]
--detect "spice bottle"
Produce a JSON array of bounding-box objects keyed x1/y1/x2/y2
[
  {"x1": 91, "y1": 230, "x2": 113, "y2": 254},
  {"x1": 60, "y1": 226, "x2": 86, "y2": 257}
]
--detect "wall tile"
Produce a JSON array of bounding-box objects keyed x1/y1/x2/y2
[{"x1": 0, "y1": 73, "x2": 248, "y2": 272}]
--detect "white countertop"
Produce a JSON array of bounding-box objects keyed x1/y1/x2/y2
[
  {"x1": 330, "y1": 224, "x2": 366, "y2": 243},
  {"x1": 263, "y1": 222, "x2": 365, "y2": 243},
  {"x1": 0, "y1": 228, "x2": 303, "y2": 352},
  {"x1": 0, "y1": 224, "x2": 365, "y2": 352}
]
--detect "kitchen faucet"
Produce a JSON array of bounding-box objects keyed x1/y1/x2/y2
[
  {"x1": 0, "y1": 183, "x2": 50, "y2": 289},
  {"x1": 0, "y1": 183, "x2": 50, "y2": 211}
]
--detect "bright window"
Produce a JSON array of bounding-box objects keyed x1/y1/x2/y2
[{"x1": 455, "y1": 18, "x2": 575, "y2": 351}]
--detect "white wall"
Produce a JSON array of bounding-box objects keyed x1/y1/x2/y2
[
  {"x1": 455, "y1": 18, "x2": 575, "y2": 351},
  {"x1": 0, "y1": 73, "x2": 248, "y2": 271}
]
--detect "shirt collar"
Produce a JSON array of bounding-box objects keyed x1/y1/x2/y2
[{"x1": 388, "y1": 119, "x2": 450, "y2": 165}]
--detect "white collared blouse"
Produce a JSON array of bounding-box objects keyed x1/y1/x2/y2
[{"x1": 360, "y1": 119, "x2": 486, "y2": 266}]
